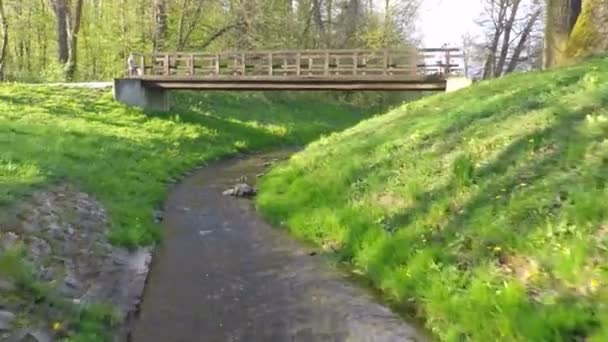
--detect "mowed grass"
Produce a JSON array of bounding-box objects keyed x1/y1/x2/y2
[
  {"x1": 0, "y1": 85, "x2": 371, "y2": 247},
  {"x1": 257, "y1": 57, "x2": 608, "y2": 341}
]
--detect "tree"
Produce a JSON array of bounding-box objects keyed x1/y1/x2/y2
[
  {"x1": 49, "y1": 0, "x2": 84, "y2": 80},
  {"x1": 152, "y1": 0, "x2": 167, "y2": 51},
  {"x1": 476, "y1": 0, "x2": 543, "y2": 79},
  {"x1": 0, "y1": 0, "x2": 7, "y2": 80},
  {"x1": 0, "y1": 0, "x2": 421, "y2": 81},
  {"x1": 544, "y1": 0, "x2": 608, "y2": 68}
]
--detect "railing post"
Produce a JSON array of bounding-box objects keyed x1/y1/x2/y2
[
  {"x1": 189, "y1": 54, "x2": 195, "y2": 76},
  {"x1": 215, "y1": 54, "x2": 220, "y2": 75},
  {"x1": 353, "y1": 52, "x2": 358, "y2": 75},
  {"x1": 383, "y1": 49, "x2": 388, "y2": 75},
  {"x1": 324, "y1": 51, "x2": 329, "y2": 76},
  {"x1": 268, "y1": 53, "x2": 273, "y2": 76},
  {"x1": 140, "y1": 55, "x2": 145, "y2": 76},
  {"x1": 164, "y1": 54, "x2": 170, "y2": 76},
  {"x1": 444, "y1": 49, "x2": 451, "y2": 76},
  {"x1": 241, "y1": 53, "x2": 246, "y2": 75},
  {"x1": 296, "y1": 53, "x2": 301, "y2": 76},
  {"x1": 308, "y1": 57, "x2": 313, "y2": 75}
]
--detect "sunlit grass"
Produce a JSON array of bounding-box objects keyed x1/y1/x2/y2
[
  {"x1": 258, "y1": 57, "x2": 608, "y2": 341},
  {"x1": 0, "y1": 86, "x2": 371, "y2": 247}
]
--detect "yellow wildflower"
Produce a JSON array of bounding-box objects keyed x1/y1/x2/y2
[{"x1": 590, "y1": 279, "x2": 599, "y2": 291}]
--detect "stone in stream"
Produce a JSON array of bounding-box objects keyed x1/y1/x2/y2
[
  {"x1": 153, "y1": 210, "x2": 164, "y2": 223},
  {"x1": 11, "y1": 328, "x2": 53, "y2": 342},
  {"x1": 0, "y1": 277, "x2": 16, "y2": 292},
  {"x1": 222, "y1": 183, "x2": 257, "y2": 197},
  {"x1": 0, "y1": 310, "x2": 15, "y2": 331}
]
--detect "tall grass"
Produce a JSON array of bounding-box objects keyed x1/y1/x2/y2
[{"x1": 258, "y1": 57, "x2": 608, "y2": 341}]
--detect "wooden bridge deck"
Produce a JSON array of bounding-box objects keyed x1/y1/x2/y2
[{"x1": 128, "y1": 48, "x2": 463, "y2": 91}]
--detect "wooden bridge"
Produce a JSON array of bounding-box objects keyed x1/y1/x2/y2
[{"x1": 113, "y1": 48, "x2": 468, "y2": 110}]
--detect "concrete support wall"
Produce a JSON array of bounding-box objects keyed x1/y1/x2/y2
[
  {"x1": 113, "y1": 79, "x2": 170, "y2": 111},
  {"x1": 446, "y1": 77, "x2": 473, "y2": 93}
]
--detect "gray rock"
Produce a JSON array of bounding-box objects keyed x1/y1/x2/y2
[
  {"x1": 60, "y1": 275, "x2": 82, "y2": 297},
  {"x1": 27, "y1": 237, "x2": 52, "y2": 261},
  {"x1": 0, "y1": 310, "x2": 15, "y2": 331},
  {"x1": 222, "y1": 188, "x2": 235, "y2": 196},
  {"x1": 12, "y1": 328, "x2": 53, "y2": 342},
  {"x1": 0, "y1": 232, "x2": 20, "y2": 251},
  {"x1": 0, "y1": 277, "x2": 16, "y2": 292},
  {"x1": 223, "y1": 183, "x2": 257, "y2": 197},
  {"x1": 153, "y1": 210, "x2": 164, "y2": 223}
]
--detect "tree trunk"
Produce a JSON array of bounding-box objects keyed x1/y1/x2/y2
[
  {"x1": 505, "y1": 8, "x2": 542, "y2": 74},
  {"x1": 64, "y1": 0, "x2": 84, "y2": 80},
  {"x1": 0, "y1": 0, "x2": 7, "y2": 80},
  {"x1": 495, "y1": 0, "x2": 521, "y2": 76},
  {"x1": 153, "y1": 0, "x2": 168, "y2": 51},
  {"x1": 50, "y1": 0, "x2": 83, "y2": 80},
  {"x1": 51, "y1": 0, "x2": 69, "y2": 64},
  {"x1": 567, "y1": 0, "x2": 608, "y2": 57},
  {"x1": 544, "y1": 0, "x2": 581, "y2": 68}
]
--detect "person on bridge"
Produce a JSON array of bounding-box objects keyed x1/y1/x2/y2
[{"x1": 127, "y1": 54, "x2": 141, "y2": 77}]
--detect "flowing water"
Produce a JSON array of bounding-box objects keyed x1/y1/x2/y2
[{"x1": 130, "y1": 150, "x2": 425, "y2": 342}]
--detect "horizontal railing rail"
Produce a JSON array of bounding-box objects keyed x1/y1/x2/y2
[{"x1": 127, "y1": 48, "x2": 463, "y2": 80}]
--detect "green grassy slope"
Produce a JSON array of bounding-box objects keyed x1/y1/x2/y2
[
  {"x1": 0, "y1": 86, "x2": 370, "y2": 247},
  {"x1": 258, "y1": 58, "x2": 608, "y2": 341}
]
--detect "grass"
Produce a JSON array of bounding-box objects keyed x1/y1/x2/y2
[
  {"x1": 0, "y1": 86, "x2": 374, "y2": 247},
  {"x1": 257, "y1": 57, "x2": 608, "y2": 341},
  {"x1": 0, "y1": 85, "x2": 382, "y2": 340},
  {"x1": 0, "y1": 245, "x2": 119, "y2": 341}
]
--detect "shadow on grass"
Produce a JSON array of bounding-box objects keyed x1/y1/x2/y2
[
  {"x1": 1, "y1": 86, "x2": 387, "y2": 247},
  {"x1": 341, "y1": 107, "x2": 603, "y2": 340}
]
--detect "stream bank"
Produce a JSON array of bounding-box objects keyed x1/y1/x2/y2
[{"x1": 131, "y1": 150, "x2": 425, "y2": 342}]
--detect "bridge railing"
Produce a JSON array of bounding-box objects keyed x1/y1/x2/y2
[{"x1": 129, "y1": 48, "x2": 463, "y2": 79}]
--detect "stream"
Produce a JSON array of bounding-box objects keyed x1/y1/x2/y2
[{"x1": 130, "y1": 150, "x2": 425, "y2": 342}]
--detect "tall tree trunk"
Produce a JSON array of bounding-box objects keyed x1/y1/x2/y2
[
  {"x1": 65, "y1": 0, "x2": 84, "y2": 80},
  {"x1": 51, "y1": 0, "x2": 69, "y2": 64},
  {"x1": 50, "y1": 0, "x2": 84, "y2": 80},
  {"x1": 567, "y1": 0, "x2": 608, "y2": 57},
  {"x1": 482, "y1": 0, "x2": 508, "y2": 79},
  {"x1": 384, "y1": 0, "x2": 390, "y2": 46},
  {"x1": 495, "y1": 0, "x2": 521, "y2": 76},
  {"x1": 312, "y1": 0, "x2": 325, "y2": 46},
  {"x1": 326, "y1": 0, "x2": 333, "y2": 47},
  {"x1": 544, "y1": 0, "x2": 581, "y2": 68},
  {"x1": 153, "y1": 0, "x2": 168, "y2": 51},
  {"x1": 0, "y1": 0, "x2": 7, "y2": 80},
  {"x1": 505, "y1": 8, "x2": 542, "y2": 74}
]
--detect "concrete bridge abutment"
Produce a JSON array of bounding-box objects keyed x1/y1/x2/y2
[
  {"x1": 446, "y1": 77, "x2": 473, "y2": 92},
  {"x1": 113, "y1": 79, "x2": 170, "y2": 112}
]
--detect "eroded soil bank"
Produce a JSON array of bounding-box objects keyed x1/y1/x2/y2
[{"x1": 131, "y1": 150, "x2": 425, "y2": 342}]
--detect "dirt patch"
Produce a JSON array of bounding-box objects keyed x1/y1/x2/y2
[{"x1": 0, "y1": 184, "x2": 151, "y2": 341}]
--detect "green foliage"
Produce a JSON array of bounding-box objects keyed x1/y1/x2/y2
[
  {"x1": 0, "y1": 87, "x2": 372, "y2": 247},
  {"x1": 0, "y1": 244, "x2": 35, "y2": 285},
  {"x1": 257, "y1": 57, "x2": 608, "y2": 341},
  {"x1": 453, "y1": 154, "x2": 475, "y2": 188},
  {"x1": 67, "y1": 303, "x2": 120, "y2": 342},
  {"x1": 2, "y1": 0, "x2": 419, "y2": 81}
]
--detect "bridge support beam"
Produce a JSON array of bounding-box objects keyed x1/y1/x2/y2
[
  {"x1": 446, "y1": 77, "x2": 473, "y2": 93},
  {"x1": 113, "y1": 78, "x2": 170, "y2": 111}
]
